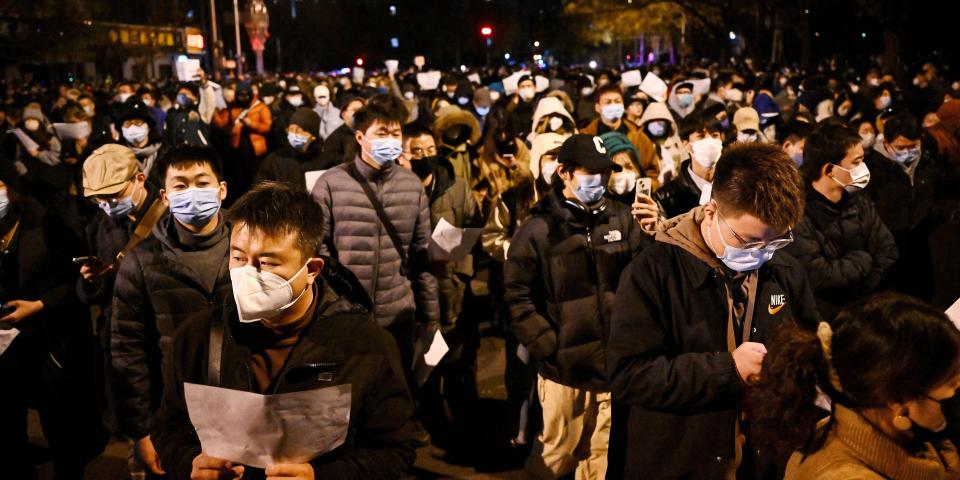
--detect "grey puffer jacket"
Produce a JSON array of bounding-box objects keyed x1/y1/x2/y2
[{"x1": 312, "y1": 155, "x2": 440, "y2": 328}]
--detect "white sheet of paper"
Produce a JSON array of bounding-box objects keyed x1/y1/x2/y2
[
  {"x1": 639, "y1": 72, "x2": 668, "y2": 102},
  {"x1": 52, "y1": 122, "x2": 88, "y2": 140},
  {"x1": 304, "y1": 170, "x2": 327, "y2": 193},
  {"x1": 184, "y1": 383, "x2": 351, "y2": 469},
  {"x1": 947, "y1": 297, "x2": 960, "y2": 330},
  {"x1": 535, "y1": 76, "x2": 549, "y2": 93},
  {"x1": 414, "y1": 55, "x2": 426, "y2": 68},
  {"x1": 501, "y1": 71, "x2": 529, "y2": 95},
  {"x1": 699, "y1": 183, "x2": 713, "y2": 206},
  {"x1": 0, "y1": 326, "x2": 20, "y2": 357},
  {"x1": 467, "y1": 73, "x2": 481, "y2": 85},
  {"x1": 385, "y1": 59, "x2": 399, "y2": 74},
  {"x1": 428, "y1": 218, "x2": 483, "y2": 262},
  {"x1": 416, "y1": 71, "x2": 442, "y2": 90},
  {"x1": 176, "y1": 59, "x2": 202, "y2": 82},
  {"x1": 689, "y1": 78, "x2": 712, "y2": 96},
  {"x1": 424, "y1": 329, "x2": 449, "y2": 367},
  {"x1": 9, "y1": 128, "x2": 38, "y2": 152},
  {"x1": 352, "y1": 67, "x2": 365, "y2": 84},
  {"x1": 621, "y1": 70, "x2": 643, "y2": 87}
]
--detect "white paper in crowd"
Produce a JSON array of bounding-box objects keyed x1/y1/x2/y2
[
  {"x1": 424, "y1": 329, "x2": 450, "y2": 367},
  {"x1": 699, "y1": 183, "x2": 713, "y2": 206},
  {"x1": 184, "y1": 383, "x2": 351, "y2": 469},
  {"x1": 385, "y1": 59, "x2": 399, "y2": 74},
  {"x1": 9, "y1": 128, "x2": 39, "y2": 152},
  {"x1": 639, "y1": 72, "x2": 668, "y2": 102},
  {"x1": 688, "y1": 78, "x2": 712, "y2": 96},
  {"x1": 352, "y1": 67, "x2": 365, "y2": 84},
  {"x1": 501, "y1": 71, "x2": 529, "y2": 95},
  {"x1": 428, "y1": 218, "x2": 483, "y2": 262},
  {"x1": 621, "y1": 70, "x2": 643, "y2": 88},
  {"x1": 516, "y1": 344, "x2": 530, "y2": 365},
  {"x1": 413, "y1": 55, "x2": 426, "y2": 68},
  {"x1": 535, "y1": 76, "x2": 550, "y2": 93},
  {"x1": 52, "y1": 122, "x2": 89, "y2": 140},
  {"x1": 416, "y1": 71, "x2": 442, "y2": 90},
  {"x1": 947, "y1": 297, "x2": 960, "y2": 330},
  {"x1": 304, "y1": 170, "x2": 327, "y2": 194},
  {"x1": 467, "y1": 73, "x2": 481, "y2": 85},
  {"x1": 175, "y1": 59, "x2": 202, "y2": 82},
  {"x1": 0, "y1": 325, "x2": 20, "y2": 357}
]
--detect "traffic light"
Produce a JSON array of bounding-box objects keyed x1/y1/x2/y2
[
  {"x1": 480, "y1": 25, "x2": 493, "y2": 38},
  {"x1": 355, "y1": 57, "x2": 364, "y2": 67}
]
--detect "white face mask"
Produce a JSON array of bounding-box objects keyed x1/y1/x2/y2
[
  {"x1": 831, "y1": 162, "x2": 871, "y2": 192},
  {"x1": 724, "y1": 88, "x2": 744, "y2": 103},
  {"x1": 540, "y1": 160, "x2": 558, "y2": 184},
  {"x1": 518, "y1": 87, "x2": 536, "y2": 102},
  {"x1": 691, "y1": 137, "x2": 723, "y2": 169},
  {"x1": 609, "y1": 170, "x2": 638, "y2": 195},
  {"x1": 24, "y1": 118, "x2": 40, "y2": 131},
  {"x1": 548, "y1": 116, "x2": 564, "y2": 132},
  {"x1": 737, "y1": 131, "x2": 759, "y2": 143},
  {"x1": 230, "y1": 263, "x2": 310, "y2": 322},
  {"x1": 860, "y1": 132, "x2": 877, "y2": 149}
]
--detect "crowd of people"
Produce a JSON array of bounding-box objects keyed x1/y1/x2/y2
[{"x1": 1, "y1": 54, "x2": 960, "y2": 480}]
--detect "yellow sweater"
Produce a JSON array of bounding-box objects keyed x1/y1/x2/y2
[{"x1": 785, "y1": 405, "x2": 960, "y2": 480}]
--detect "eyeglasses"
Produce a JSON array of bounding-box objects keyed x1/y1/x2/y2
[{"x1": 716, "y1": 206, "x2": 794, "y2": 252}]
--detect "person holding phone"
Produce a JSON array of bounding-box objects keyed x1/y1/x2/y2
[{"x1": 0, "y1": 164, "x2": 107, "y2": 478}]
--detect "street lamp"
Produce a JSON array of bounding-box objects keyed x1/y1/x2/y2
[{"x1": 244, "y1": 0, "x2": 270, "y2": 75}]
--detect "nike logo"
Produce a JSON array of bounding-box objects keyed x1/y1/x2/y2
[{"x1": 768, "y1": 304, "x2": 785, "y2": 315}]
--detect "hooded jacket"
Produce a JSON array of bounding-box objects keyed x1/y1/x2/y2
[
  {"x1": 504, "y1": 185, "x2": 649, "y2": 391},
  {"x1": 312, "y1": 155, "x2": 440, "y2": 329},
  {"x1": 152, "y1": 258, "x2": 418, "y2": 480},
  {"x1": 527, "y1": 97, "x2": 576, "y2": 144},
  {"x1": 110, "y1": 212, "x2": 232, "y2": 440},
  {"x1": 434, "y1": 106, "x2": 481, "y2": 183},
  {"x1": 638, "y1": 101, "x2": 689, "y2": 185},
  {"x1": 606, "y1": 206, "x2": 821, "y2": 479},
  {"x1": 256, "y1": 141, "x2": 337, "y2": 191},
  {"x1": 579, "y1": 115, "x2": 662, "y2": 190}
]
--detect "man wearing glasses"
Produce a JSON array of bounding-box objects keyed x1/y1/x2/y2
[{"x1": 606, "y1": 143, "x2": 822, "y2": 479}]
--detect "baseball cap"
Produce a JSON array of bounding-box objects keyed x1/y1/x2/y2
[
  {"x1": 557, "y1": 134, "x2": 622, "y2": 172},
  {"x1": 733, "y1": 107, "x2": 761, "y2": 132}
]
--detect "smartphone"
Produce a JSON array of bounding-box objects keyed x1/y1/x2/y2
[
  {"x1": 635, "y1": 177, "x2": 653, "y2": 201},
  {"x1": 72, "y1": 256, "x2": 103, "y2": 268}
]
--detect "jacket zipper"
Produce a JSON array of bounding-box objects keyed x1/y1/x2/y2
[{"x1": 371, "y1": 175, "x2": 381, "y2": 308}]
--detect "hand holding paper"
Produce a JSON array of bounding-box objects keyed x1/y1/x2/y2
[{"x1": 428, "y1": 218, "x2": 483, "y2": 262}]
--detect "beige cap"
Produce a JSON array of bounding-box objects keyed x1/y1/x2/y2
[
  {"x1": 82, "y1": 144, "x2": 140, "y2": 197},
  {"x1": 733, "y1": 107, "x2": 760, "y2": 132}
]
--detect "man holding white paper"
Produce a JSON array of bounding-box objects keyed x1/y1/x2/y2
[{"x1": 152, "y1": 182, "x2": 418, "y2": 479}]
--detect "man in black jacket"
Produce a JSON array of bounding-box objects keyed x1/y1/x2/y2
[
  {"x1": 110, "y1": 145, "x2": 232, "y2": 477},
  {"x1": 654, "y1": 114, "x2": 724, "y2": 219},
  {"x1": 505, "y1": 134, "x2": 648, "y2": 479},
  {"x1": 152, "y1": 182, "x2": 417, "y2": 480},
  {"x1": 864, "y1": 112, "x2": 941, "y2": 301},
  {"x1": 607, "y1": 143, "x2": 821, "y2": 479},
  {"x1": 786, "y1": 124, "x2": 898, "y2": 321},
  {"x1": 256, "y1": 107, "x2": 334, "y2": 190}
]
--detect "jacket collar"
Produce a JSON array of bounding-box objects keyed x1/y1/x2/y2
[{"x1": 353, "y1": 154, "x2": 393, "y2": 181}]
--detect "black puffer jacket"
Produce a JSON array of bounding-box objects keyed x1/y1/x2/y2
[
  {"x1": 255, "y1": 142, "x2": 336, "y2": 191},
  {"x1": 504, "y1": 185, "x2": 649, "y2": 391},
  {"x1": 785, "y1": 186, "x2": 898, "y2": 320},
  {"x1": 152, "y1": 259, "x2": 417, "y2": 480},
  {"x1": 110, "y1": 212, "x2": 232, "y2": 439},
  {"x1": 653, "y1": 160, "x2": 703, "y2": 219}
]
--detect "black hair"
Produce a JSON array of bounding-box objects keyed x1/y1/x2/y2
[
  {"x1": 750, "y1": 293, "x2": 960, "y2": 457},
  {"x1": 800, "y1": 123, "x2": 861, "y2": 182},
  {"x1": 883, "y1": 112, "x2": 922, "y2": 142},
  {"x1": 402, "y1": 123, "x2": 434, "y2": 142},
  {"x1": 712, "y1": 142, "x2": 805, "y2": 231},
  {"x1": 593, "y1": 83, "x2": 623, "y2": 103},
  {"x1": 228, "y1": 181, "x2": 324, "y2": 259},
  {"x1": 352, "y1": 93, "x2": 408, "y2": 133},
  {"x1": 157, "y1": 145, "x2": 224, "y2": 182},
  {"x1": 679, "y1": 114, "x2": 706, "y2": 142}
]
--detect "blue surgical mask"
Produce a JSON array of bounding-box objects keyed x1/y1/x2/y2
[
  {"x1": 892, "y1": 145, "x2": 921, "y2": 165},
  {"x1": 476, "y1": 106, "x2": 490, "y2": 116},
  {"x1": 601, "y1": 103, "x2": 624, "y2": 122},
  {"x1": 790, "y1": 150, "x2": 804, "y2": 167},
  {"x1": 0, "y1": 189, "x2": 10, "y2": 220},
  {"x1": 572, "y1": 173, "x2": 606, "y2": 204},
  {"x1": 167, "y1": 187, "x2": 221, "y2": 228},
  {"x1": 176, "y1": 94, "x2": 193, "y2": 107},
  {"x1": 678, "y1": 93, "x2": 694, "y2": 108},
  {"x1": 368, "y1": 137, "x2": 403, "y2": 165},
  {"x1": 122, "y1": 124, "x2": 149, "y2": 145},
  {"x1": 646, "y1": 121, "x2": 668, "y2": 138},
  {"x1": 708, "y1": 213, "x2": 775, "y2": 272},
  {"x1": 287, "y1": 132, "x2": 310, "y2": 150},
  {"x1": 99, "y1": 184, "x2": 139, "y2": 218}
]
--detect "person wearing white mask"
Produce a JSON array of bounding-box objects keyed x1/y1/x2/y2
[
  {"x1": 608, "y1": 143, "x2": 820, "y2": 479},
  {"x1": 151, "y1": 181, "x2": 419, "y2": 480},
  {"x1": 732, "y1": 106, "x2": 763, "y2": 144},
  {"x1": 786, "y1": 124, "x2": 897, "y2": 320},
  {"x1": 509, "y1": 75, "x2": 540, "y2": 139},
  {"x1": 312, "y1": 84, "x2": 343, "y2": 142},
  {"x1": 654, "y1": 117, "x2": 724, "y2": 220},
  {"x1": 110, "y1": 146, "x2": 231, "y2": 478},
  {"x1": 864, "y1": 112, "x2": 940, "y2": 301},
  {"x1": 117, "y1": 99, "x2": 164, "y2": 188},
  {"x1": 269, "y1": 84, "x2": 306, "y2": 152},
  {"x1": 312, "y1": 94, "x2": 440, "y2": 385}
]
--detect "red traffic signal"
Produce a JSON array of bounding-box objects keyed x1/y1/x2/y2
[
  {"x1": 480, "y1": 25, "x2": 493, "y2": 38},
  {"x1": 355, "y1": 57, "x2": 364, "y2": 66}
]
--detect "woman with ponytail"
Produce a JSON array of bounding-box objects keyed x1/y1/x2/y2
[{"x1": 750, "y1": 292, "x2": 960, "y2": 479}]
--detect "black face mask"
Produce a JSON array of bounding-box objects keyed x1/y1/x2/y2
[
  {"x1": 411, "y1": 155, "x2": 438, "y2": 180},
  {"x1": 236, "y1": 95, "x2": 252, "y2": 107}
]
